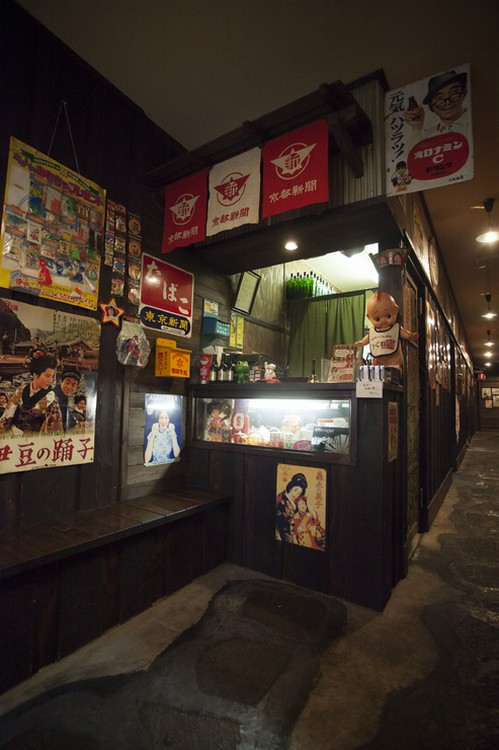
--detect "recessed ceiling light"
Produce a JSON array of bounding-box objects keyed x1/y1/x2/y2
[{"x1": 284, "y1": 240, "x2": 298, "y2": 251}]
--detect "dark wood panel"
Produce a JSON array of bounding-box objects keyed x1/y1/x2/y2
[{"x1": 166, "y1": 519, "x2": 196, "y2": 594}]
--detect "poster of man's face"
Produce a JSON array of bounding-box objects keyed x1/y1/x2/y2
[{"x1": 144, "y1": 393, "x2": 183, "y2": 466}]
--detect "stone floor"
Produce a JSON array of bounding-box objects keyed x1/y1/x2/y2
[{"x1": 1, "y1": 430, "x2": 498, "y2": 749}]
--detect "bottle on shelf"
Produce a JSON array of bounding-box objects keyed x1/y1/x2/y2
[
  {"x1": 209, "y1": 354, "x2": 218, "y2": 382},
  {"x1": 217, "y1": 354, "x2": 228, "y2": 381},
  {"x1": 226, "y1": 356, "x2": 235, "y2": 382},
  {"x1": 308, "y1": 358, "x2": 320, "y2": 383}
]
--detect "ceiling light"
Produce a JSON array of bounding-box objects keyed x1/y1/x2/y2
[
  {"x1": 485, "y1": 330, "x2": 494, "y2": 347},
  {"x1": 284, "y1": 240, "x2": 298, "y2": 251},
  {"x1": 476, "y1": 198, "x2": 499, "y2": 243},
  {"x1": 484, "y1": 351, "x2": 493, "y2": 358},
  {"x1": 482, "y1": 293, "x2": 497, "y2": 319},
  {"x1": 485, "y1": 362, "x2": 492, "y2": 368}
]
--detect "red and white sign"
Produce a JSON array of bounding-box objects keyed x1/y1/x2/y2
[
  {"x1": 261, "y1": 120, "x2": 329, "y2": 218},
  {"x1": 385, "y1": 63, "x2": 473, "y2": 196},
  {"x1": 139, "y1": 253, "x2": 194, "y2": 338},
  {"x1": 206, "y1": 148, "x2": 261, "y2": 237},
  {"x1": 162, "y1": 169, "x2": 208, "y2": 253}
]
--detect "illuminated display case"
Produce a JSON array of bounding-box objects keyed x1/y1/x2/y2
[{"x1": 189, "y1": 383, "x2": 356, "y2": 464}]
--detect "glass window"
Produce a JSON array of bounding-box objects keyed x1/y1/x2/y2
[{"x1": 194, "y1": 396, "x2": 350, "y2": 455}]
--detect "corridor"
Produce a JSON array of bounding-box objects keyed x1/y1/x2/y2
[{"x1": 0, "y1": 431, "x2": 498, "y2": 749}]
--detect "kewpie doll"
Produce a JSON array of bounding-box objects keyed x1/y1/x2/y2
[{"x1": 354, "y1": 290, "x2": 418, "y2": 372}]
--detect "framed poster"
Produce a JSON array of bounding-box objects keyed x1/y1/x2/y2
[
  {"x1": 232, "y1": 271, "x2": 261, "y2": 316},
  {"x1": 275, "y1": 463, "x2": 326, "y2": 552},
  {"x1": 0, "y1": 138, "x2": 104, "y2": 310},
  {"x1": 0, "y1": 297, "x2": 100, "y2": 473},
  {"x1": 144, "y1": 393, "x2": 183, "y2": 465}
]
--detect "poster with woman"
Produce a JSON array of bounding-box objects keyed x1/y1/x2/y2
[
  {"x1": 144, "y1": 393, "x2": 183, "y2": 466},
  {"x1": 275, "y1": 463, "x2": 327, "y2": 552},
  {"x1": 0, "y1": 297, "x2": 100, "y2": 473}
]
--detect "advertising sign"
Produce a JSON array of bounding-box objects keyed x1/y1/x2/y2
[
  {"x1": 262, "y1": 120, "x2": 329, "y2": 218},
  {"x1": 144, "y1": 393, "x2": 183, "y2": 466},
  {"x1": 139, "y1": 252, "x2": 194, "y2": 337},
  {"x1": 0, "y1": 297, "x2": 100, "y2": 474},
  {"x1": 385, "y1": 64, "x2": 473, "y2": 196},
  {"x1": 162, "y1": 169, "x2": 209, "y2": 252},
  {"x1": 206, "y1": 148, "x2": 261, "y2": 237},
  {"x1": 0, "y1": 138, "x2": 104, "y2": 310}
]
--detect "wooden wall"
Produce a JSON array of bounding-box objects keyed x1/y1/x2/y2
[{"x1": 0, "y1": 0, "x2": 184, "y2": 529}]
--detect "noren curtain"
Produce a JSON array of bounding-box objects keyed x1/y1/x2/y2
[{"x1": 288, "y1": 292, "x2": 366, "y2": 376}]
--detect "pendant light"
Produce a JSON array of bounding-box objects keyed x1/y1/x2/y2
[
  {"x1": 482, "y1": 293, "x2": 497, "y2": 319},
  {"x1": 476, "y1": 198, "x2": 499, "y2": 244},
  {"x1": 484, "y1": 329, "x2": 494, "y2": 347}
]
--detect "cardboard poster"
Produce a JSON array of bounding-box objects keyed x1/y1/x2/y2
[
  {"x1": 0, "y1": 297, "x2": 100, "y2": 473},
  {"x1": 144, "y1": 393, "x2": 183, "y2": 466},
  {"x1": 0, "y1": 138, "x2": 105, "y2": 310},
  {"x1": 275, "y1": 463, "x2": 327, "y2": 552},
  {"x1": 385, "y1": 64, "x2": 473, "y2": 196}
]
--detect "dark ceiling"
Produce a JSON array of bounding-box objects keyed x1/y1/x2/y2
[{"x1": 16, "y1": 0, "x2": 499, "y2": 375}]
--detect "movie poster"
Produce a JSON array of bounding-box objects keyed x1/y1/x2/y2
[
  {"x1": 0, "y1": 138, "x2": 105, "y2": 310},
  {"x1": 275, "y1": 463, "x2": 327, "y2": 551},
  {"x1": 143, "y1": 393, "x2": 183, "y2": 466},
  {"x1": 0, "y1": 297, "x2": 100, "y2": 473}
]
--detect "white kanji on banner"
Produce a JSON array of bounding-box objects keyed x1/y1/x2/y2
[{"x1": 206, "y1": 147, "x2": 261, "y2": 237}]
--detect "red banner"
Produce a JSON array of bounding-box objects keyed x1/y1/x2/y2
[
  {"x1": 261, "y1": 120, "x2": 329, "y2": 218},
  {"x1": 162, "y1": 169, "x2": 208, "y2": 253}
]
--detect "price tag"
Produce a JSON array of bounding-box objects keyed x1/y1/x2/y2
[{"x1": 356, "y1": 380, "x2": 383, "y2": 398}]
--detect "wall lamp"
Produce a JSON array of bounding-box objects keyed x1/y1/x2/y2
[
  {"x1": 476, "y1": 198, "x2": 499, "y2": 244},
  {"x1": 482, "y1": 293, "x2": 497, "y2": 319}
]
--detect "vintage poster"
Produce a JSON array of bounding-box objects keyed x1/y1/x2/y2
[
  {"x1": 387, "y1": 401, "x2": 399, "y2": 462},
  {"x1": 144, "y1": 393, "x2": 183, "y2": 466},
  {"x1": 275, "y1": 463, "x2": 327, "y2": 552},
  {"x1": 0, "y1": 297, "x2": 100, "y2": 473},
  {"x1": 385, "y1": 64, "x2": 473, "y2": 196},
  {"x1": 0, "y1": 138, "x2": 105, "y2": 310},
  {"x1": 139, "y1": 253, "x2": 194, "y2": 338}
]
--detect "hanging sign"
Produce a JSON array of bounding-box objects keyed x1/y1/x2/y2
[
  {"x1": 206, "y1": 148, "x2": 261, "y2": 237},
  {"x1": 261, "y1": 120, "x2": 329, "y2": 219},
  {"x1": 385, "y1": 64, "x2": 473, "y2": 196},
  {"x1": 0, "y1": 137, "x2": 104, "y2": 310},
  {"x1": 162, "y1": 169, "x2": 209, "y2": 253},
  {"x1": 139, "y1": 252, "x2": 194, "y2": 337},
  {"x1": 0, "y1": 297, "x2": 100, "y2": 474}
]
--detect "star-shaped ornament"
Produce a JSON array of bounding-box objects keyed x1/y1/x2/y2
[{"x1": 99, "y1": 298, "x2": 124, "y2": 328}]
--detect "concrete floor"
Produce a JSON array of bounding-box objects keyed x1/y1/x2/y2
[{"x1": 1, "y1": 431, "x2": 498, "y2": 749}]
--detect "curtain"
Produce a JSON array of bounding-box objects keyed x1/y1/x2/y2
[
  {"x1": 288, "y1": 298, "x2": 328, "y2": 377},
  {"x1": 287, "y1": 292, "x2": 366, "y2": 377}
]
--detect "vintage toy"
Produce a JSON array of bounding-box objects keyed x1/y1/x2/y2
[{"x1": 354, "y1": 290, "x2": 418, "y2": 372}]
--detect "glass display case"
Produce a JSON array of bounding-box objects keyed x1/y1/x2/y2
[{"x1": 190, "y1": 383, "x2": 355, "y2": 463}]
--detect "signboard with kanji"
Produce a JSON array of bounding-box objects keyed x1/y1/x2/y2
[
  {"x1": 385, "y1": 64, "x2": 473, "y2": 196},
  {"x1": 139, "y1": 253, "x2": 194, "y2": 338}
]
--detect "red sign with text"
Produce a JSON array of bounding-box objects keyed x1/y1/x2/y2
[
  {"x1": 261, "y1": 120, "x2": 329, "y2": 218},
  {"x1": 162, "y1": 169, "x2": 208, "y2": 253},
  {"x1": 139, "y1": 253, "x2": 194, "y2": 338}
]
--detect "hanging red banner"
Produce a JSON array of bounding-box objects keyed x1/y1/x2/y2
[
  {"x1": 161, "y1": 169, "x2": 208, "y2": 253},
  {"x1": 261, "y1": 120, "x2": 329, "y2": 219}
]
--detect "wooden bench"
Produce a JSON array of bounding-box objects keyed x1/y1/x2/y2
[{"x1": 0, "y1": 488, "x2": 232, "y2": 694}]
